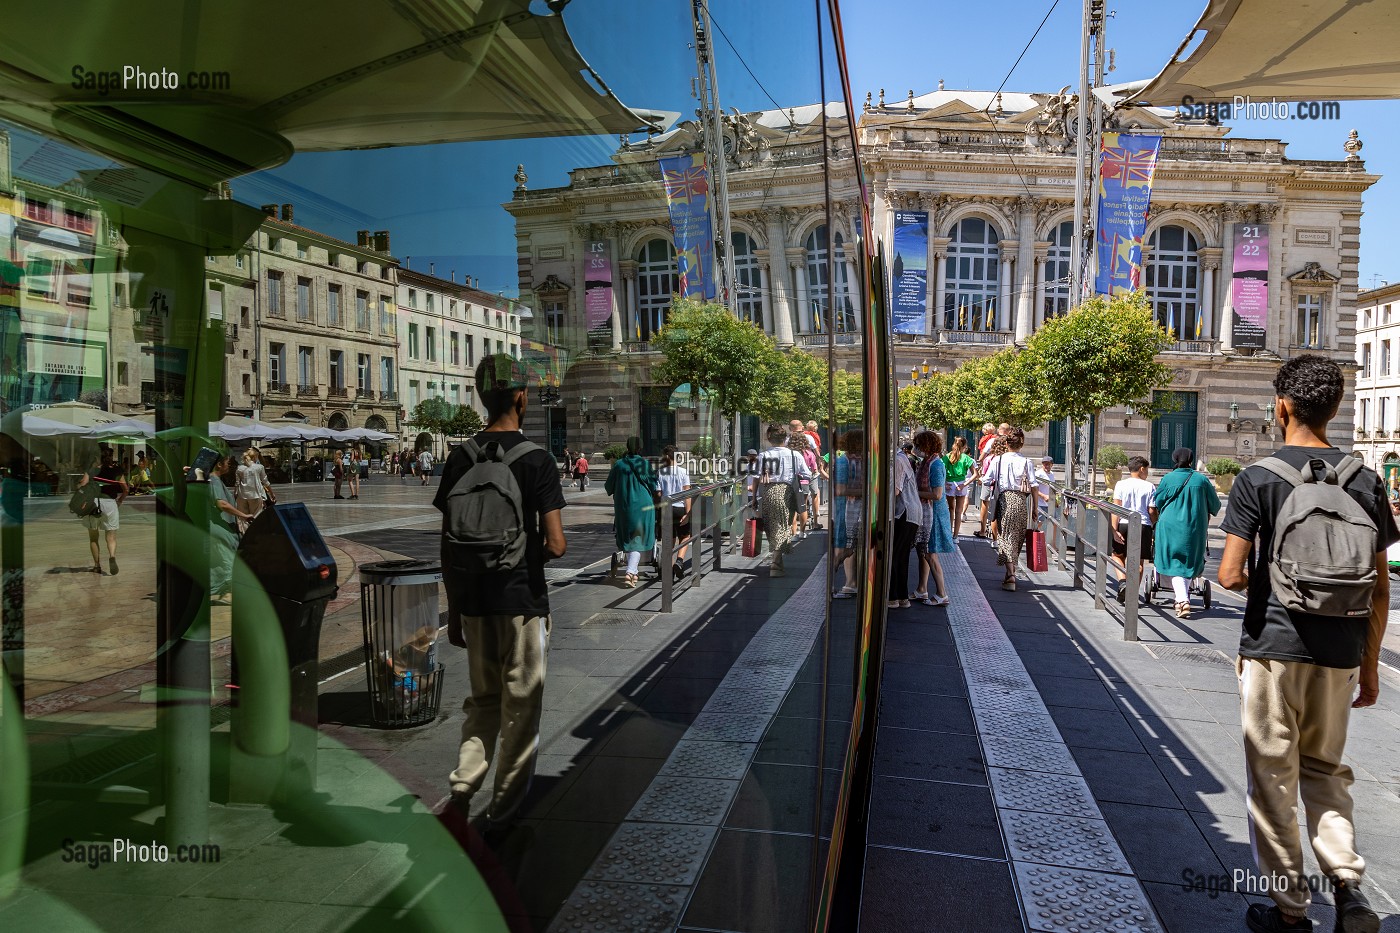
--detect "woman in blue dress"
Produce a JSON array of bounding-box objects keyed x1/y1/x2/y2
[{"x1": 912, "y1": 431, "x2": 954, "y2": 606}]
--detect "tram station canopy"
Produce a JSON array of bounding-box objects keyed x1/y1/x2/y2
[
  {"x1": 0, "y1": 0, "x2": 665, "y2": 184},
  {"x1": 1112, "y1": 0, "x2": 1400, "y2": 107}
]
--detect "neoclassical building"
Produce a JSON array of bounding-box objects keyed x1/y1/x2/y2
[
  {"x1": 508, "y1": 88, "x2": 1376, "y2": 466},
  {"x1": 1352, "y1": 282, "x2": 1400, "y2": 473}
]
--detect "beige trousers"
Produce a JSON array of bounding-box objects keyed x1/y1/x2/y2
[
  {"x1": 449, "y1": 614, "x2": 550, "y2": 818},
  {"x1": 1238, "y1": 656, "x2": 1364, "y2": 917}
]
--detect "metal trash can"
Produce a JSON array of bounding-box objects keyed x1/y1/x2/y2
[{"x1": 359, "y1": 560, "x2": 444, "y2": 727}]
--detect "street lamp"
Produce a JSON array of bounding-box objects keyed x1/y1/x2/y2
[
  {"x1": 1226, "y1": 401, "x2": 1240, "y2": 433},
  {"x1": 580, "y1": 395, "x2": 590, "y2": 423},
  {"x1": 1123, "y1": 403, "x2": 1135, "y2": 428},
  {"x1": 1262, "y1": 401, "x2": 1276, "y2": 435}
]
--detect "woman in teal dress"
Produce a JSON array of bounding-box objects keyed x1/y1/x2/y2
[
  {"x1": 605, "y1": 436, "x2": 657, "y2": 588},
  {"x1": 1152, "y1": 446, "x2": 1220, "y2": 619}
]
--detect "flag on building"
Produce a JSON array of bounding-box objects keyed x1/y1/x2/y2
[
  {"x1": 660, "y1": 153, "x2": 717, "y2": 300},
  {"x1": 1094, "y1": 133, "x2": 1162, "y2": 296}
]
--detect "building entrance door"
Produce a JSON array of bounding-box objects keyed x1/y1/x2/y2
[
  {"x1": 1151, "y1": 391, "x2": 1198, "y2": 470},
  {"x1": 547, "y1": 408, "x2": 566, "y2": 458},
  {"x1": 640, "y1": 391, "x2": 675, "y2": 456},
  {"x1": 1046, "y1": 418, "x2": 1094, "y2": 464}
]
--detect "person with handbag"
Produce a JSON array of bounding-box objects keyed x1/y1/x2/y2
[
  {"x1": 77, "y1": 450, "x2": 127, "y2": 575},
  {"x1": 981, "y1": 427, "x2": 1037, "y2": 591},
  {"x1": 788, "y1": 431, "x2": 818, "y2": 536},
  {"x1": 604, "y1": 437, "x2": 657, "y2": 588},
  {"x1": 753, "y1": 423, "x2": 811, "y2": 577},
  {"x1": 235, "y1": 447, "x2": 274, "y2": 533}
]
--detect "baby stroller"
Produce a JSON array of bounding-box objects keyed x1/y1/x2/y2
[{"x1": 1143, "y1": 563, "x2": 1213, "y2": 610}]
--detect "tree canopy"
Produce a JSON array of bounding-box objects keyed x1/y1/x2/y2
[
  {"x1": 1019, "y1": 291, "x2": 1174, "y2": 421},
  {"x1": 407, "y1": 398, "x2": 483, "y2": 438},
  {"x1": 653, "y1": 298, "x2": 787, "y2": 418}
]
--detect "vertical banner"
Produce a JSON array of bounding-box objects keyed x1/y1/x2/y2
[
  {"x1": 1094, "y1": 133, "x2": 1162, "y2": 296},
  {"x1": 1230, "y1": 223, "x2": 1270, "y2": 349},
  {"x1": 660, "y1": 153, "x2": 716, "y2": 300},
  {"x1": 584, "y1": 239, "x2": 613, "y2": 348},
  {"x1": 890, "y1": 210, "x2": 928, "y2": 334}
]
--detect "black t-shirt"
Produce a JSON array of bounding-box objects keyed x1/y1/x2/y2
[
  {"x1": 432, "y1": 431, "x2": 566, "y2": 617},
  {"x1": 91, "y1": 464, "x2": 124, "y2": 498},
  {"x1": 1221, "y1": 445, "x2": 1399, "y2": 669}
]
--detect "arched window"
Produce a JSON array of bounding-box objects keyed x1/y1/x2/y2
[
  {"x1": 327, "y1": 411, "x2": 349, "y2": 431},
  {"x1": 943, "y1": 218, "x2": 1001, "y2": 331},
  {"x1": 365, "y1": 414, "x2": 388, "y2": 431},
  {"x1": 1146, "y1": 225, "x2": 1200, "y2": 339},
  {"x1": 804, "y1": 226, "x2": 853, "y2": 333},
  {"x1": 636, "y1": 238, "x2": 677, "y2": 340},
  {"x1": 732, "y1": 232, "x2": 763, "y2": 328},
  {"x1": 1044, "y1": 221, "x2": 1073, "y2": 320}
]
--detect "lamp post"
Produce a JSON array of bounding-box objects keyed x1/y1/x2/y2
[{"x1": 1226, "y1": 401, "x2": 1240, "y2": 433}]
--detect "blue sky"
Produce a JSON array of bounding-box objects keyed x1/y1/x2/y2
[{"x1": 230, "y1": 0, "x2": 1400, "y2": 297}]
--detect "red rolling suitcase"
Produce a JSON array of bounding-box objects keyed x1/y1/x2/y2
[
  {"x1": 742, "y1": 515, "x2": 763, "y2": 558},
  {"x1": 1025, "y1": 529, "x2": 1048, "y2": 572}
]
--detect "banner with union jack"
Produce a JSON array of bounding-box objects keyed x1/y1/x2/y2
[
  {"x1": 1094, "y1": 133, "x2": 1161, "y2": 296},
  {"x1": 660, "y1": 153, "x2": 717, "y2": 301}
]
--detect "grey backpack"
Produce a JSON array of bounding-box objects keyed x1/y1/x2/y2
[
  {"x1": 442, "y1": 438, "x2": 540, "y2": 575},
  {"x1": 1253, "y1": 455, "x2": 1377, "y2": 618}
]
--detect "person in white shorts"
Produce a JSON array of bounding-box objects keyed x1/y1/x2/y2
[{"x1": 79, "y1": 451, "x2": 128, "y2": 575}]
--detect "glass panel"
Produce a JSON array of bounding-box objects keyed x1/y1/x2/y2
[{"x1": 2, "y1": 3, "x2": 872, "y2": 932}]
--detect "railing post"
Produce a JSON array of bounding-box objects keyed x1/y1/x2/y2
[
  {"x1": 661, "y1": 498, "x2": 674, "y2": 613},
  {"x1": 1094, "y1": 504, "x2": 1108, "y2": 610},
  {"x1": 1072, "y1": 496, "x2": 1086, "y2": 591},
  {"x1": 1123, "y1": 514, "x2": 1141, "y2": 641}
]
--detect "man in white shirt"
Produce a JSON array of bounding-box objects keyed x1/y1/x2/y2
[
  {"x1": 418, "y1": 448, "x2": 435, "y2": 486},
  {"x1": 1111, "y1": 455, "x2": 1156, "y2": 602},
  {"x1": 753, "y1": 425, "x2": 813, "y2": 576}
]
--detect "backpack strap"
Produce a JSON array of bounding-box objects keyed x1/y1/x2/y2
[
  {"x1": 1333, "y1": 454, "x2": 1365, "y2": 488},
  {"x1": 462, "y1": 438, "x2": 486, "y2": 464},
  {"x1": 1249, "y1": 456, "x2": 1307, "y2": 487},
  {"x1": 499, "y1": 439, "x2": 541, "y2": 467}
]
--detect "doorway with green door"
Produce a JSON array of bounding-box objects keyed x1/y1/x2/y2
[{"x1": 1150, "y1": 391, "x2": 1198, "y2": 470}]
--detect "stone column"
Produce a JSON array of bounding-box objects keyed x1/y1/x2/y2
[
  {"x1": 1198, "y1": 247, "x2": 1220, "y2": 347},
  {"x1": 932, "y1": 237, "x2": 950, "y2": 336},
  {"x1": 791, "y1": 249, "x2": 811, "y2": 334},
  {"x1": 1219, "y1": 211, "x2": 1237, "y2": 351},
  {"x1": 997, "y1": 241, "x2": 1017, "y2": 333},
  {"x1": 1033, "y1": 245, "x2": 1050, "y2": 330},
  {"x1": 845, "y1": 257, "x2": 860, "y2": 333},
  {"x1": 764, "y1": 214, "x2": 795, "y2": 346},
  {"x1": 1016, "y1": 205, "x2": 1036, "y2": 343},
  {"x1": 618, "y1": 259, "x2": 637, "y2": 346},
  {"x1": 754, "y1": 250, "x2": 774, "y2": 335}
]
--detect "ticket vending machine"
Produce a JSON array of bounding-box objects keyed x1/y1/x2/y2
[{"x1": 229, "y1": 503, "x2": 338, "y2": 801}]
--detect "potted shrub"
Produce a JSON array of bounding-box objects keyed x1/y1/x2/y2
[
  {"x1": 1096, "y1": 443, "x2": 1128, "y2": 488},
  {"x1": 1206, "y1": 457, "x2": 1242, "y2": 495},
  {"x1": 603, "y1": 443, "x2": 628, "y2": 462}
]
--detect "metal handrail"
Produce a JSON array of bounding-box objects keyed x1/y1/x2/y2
[
  {"x1": 1041, "y1": 481, "x2": 1146, "y2": 640},
  {"x1": 658, "y1": 478, "x2": 744, "y2": 613}
]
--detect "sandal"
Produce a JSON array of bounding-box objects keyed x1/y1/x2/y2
[
  {"x1": 1175, "y1": 601, "x2": 1192, "y2": 618},
  {"x1": 1001, "y1": 578, "x2": 1016, "y2": 591},
  {"x1": 910, "y1": 591, "x2": 929, "y2": 602},
  {"x1": 833, "y1": 586, "x2": 857, "y2": 599},
  {"x1": 624, "y1": 573, "x2": 638, "y2": 589},
  {"x1": 930, "y1": 594, "x2": 950, "y2": 607}
]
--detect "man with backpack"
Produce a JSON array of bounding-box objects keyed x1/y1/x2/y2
[
  {"x1": 434, "y1": 353, "x2": 566, "y2": 830},
  {"x1": 1218, "y1": 355, "x2": 1396, "y2": 933}
]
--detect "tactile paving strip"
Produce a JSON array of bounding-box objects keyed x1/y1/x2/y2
[
  {"x1": 1013, "y1": 863, "x2": 1166, "y2": 933},
  {"x1": 987, "y1": 768, "x2": 1099, "y2": 819},
  {"x1": 548, "y1": 880, "x2": 689, "y2": 932},
  {"x1": 981, "y1": 735, "x2": 1083, "y2": 776},
  {"x1": 551, "y1": 564, "x2": 829, "y2": 933},
  {"x1": 1001, "y1": 810, "x2": 1132, "y2": 874},
  {"x1": 974, "y1": 706, "x2": 1064, "y2": 743},
  {"x1": 584, "y1": 823, "x2": 718, "y2": 886},
  {"x1": 658, "y1": 741, "x2": 757, "y2": 781},
  {"x1": 938, "y1": 552, "x2": 1164, "y2": 932}
]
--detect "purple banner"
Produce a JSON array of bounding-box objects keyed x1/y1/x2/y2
[
  {"x1": 584, "y1": 239, "x2": 613, "y2": 345},
  {"x1": 1230, "y1": 223, "x2": 1269, "y2": 350}
]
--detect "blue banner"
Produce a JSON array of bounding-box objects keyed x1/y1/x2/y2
[
  {"x1": 1094, "y1": 133, "x2": 1162, "y2": 296},
  {"x1": 660, "y1": 153, "x2": 716, "y2": 301},
  {"x1": 891, "y1": 210, "x2": 928, "y2": 334}
]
